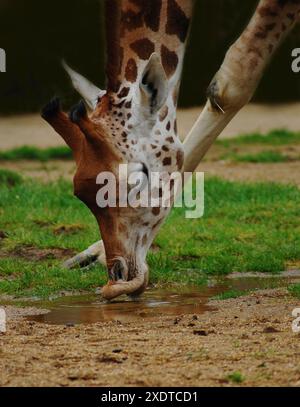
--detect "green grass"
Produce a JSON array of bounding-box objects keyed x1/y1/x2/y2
[
  {"x1": 0, "y1": 146, "x2": 72, "y2": 161},
  {"x1": 224, "y1": 151, "x2": 290, "y2": 163},
  {"x1": 213, "y1": 289, "x2": 251, "y2": 300},
  {"x1": 0, "y1": 130, "x2": 298, "y2": 164},
  {"x1": 288, "y1": 284, "x2": 300, "y2": 299},
  {"x1": 0, "y1": 175, "x2": 300, "y2": 298},
  {"x1": 0, "y1": 169, "x2": 23, "y2": 186},
  {"x1": 217, "y1": 129, "x2": 300, "y2": 147},
  {"x1": 226, "y1": 372, "x2": 245, "y2": 384}
]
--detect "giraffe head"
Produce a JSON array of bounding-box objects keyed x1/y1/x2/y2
[{"x1": 42, "y1": 53, "x2": 184, "y2": 300}]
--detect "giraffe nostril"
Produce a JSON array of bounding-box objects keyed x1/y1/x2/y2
[{"x1": 109, "y1": 259, "x2": 128, "y2": 282}]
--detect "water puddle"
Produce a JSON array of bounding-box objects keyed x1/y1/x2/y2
[
  {"x1": 29, "y1": 287, "x2": 218, "y2": 325},
  {"x1": 26, "y1": 273, "x2": 300, "y2": 326}
]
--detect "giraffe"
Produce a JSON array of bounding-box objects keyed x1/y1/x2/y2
[
  {"x1": 42, "y1": 0, "x2": 300, "y2": 300},
  {"x1": 42, "y1": 0, "x2": 193, "y2": 300}
]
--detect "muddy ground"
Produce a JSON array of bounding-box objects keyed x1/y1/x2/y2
[{"x1": 1, "y1": 289, "x2": 300, "y2": 387}]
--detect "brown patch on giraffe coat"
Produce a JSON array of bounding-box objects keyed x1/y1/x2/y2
[
  {"x1": 166, "y1": 0, "x2": 190, "y2": 43},
  {"x1": 126, "y1": 0, "x2": 162, "y2": 32},
  {"x1": 121, "y1": 9, "x2": 144, "y2": 34},
  {"x1": 144, "y1": 0, "x2": 162, "y2": 31},
  {"x1": 166, "y1": 136, "x2": 174, "y2": 143},
  {"x1": 163, "y1": 157, "x2": 172, "y2": 166},
  {"x1": 152, "y1": 207, "x2": 160, "y2": 216},
  {"x1": 255, "y1": 30, "x2": 268, "y2": 40},
  {"x1": 166, "y1": 121, "x2": 171, "y2": 131},
  {"x1": 159, "y1": 106, "x2": 168, "y2": 121},
  {"x1": 161, "y1": 45, "x2": 179, "y2": 77},
  {"x1": 258, "y1": 6, "x2": 278, "y2": 18},
  {"x1": 130, "y1": 38, "x2": 155, "y2": 60},
  {"x1": 266, "y1": 22, "x2": 277, "y2": 31},
  {"x1": 125, "y1": 58, "x2": 138, "y2": 82},
  {"x1": 118, "y1": 87, "x2": 130, "y2": 99},
  {"x1": 96, "y1": 94, "x2": 111, "y2": 116}
]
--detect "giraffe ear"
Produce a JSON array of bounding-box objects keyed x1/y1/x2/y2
[{"x1": 139, "y1": 53, "x2": 168, "y2": 114}]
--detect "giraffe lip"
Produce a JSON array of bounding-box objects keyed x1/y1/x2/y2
[{"x1": 102, "y1": 273, "x2": 146, "y2": 300}]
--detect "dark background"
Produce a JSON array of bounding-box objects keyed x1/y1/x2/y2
[{"x1": 0, "y1": 0, "x2": 300, "y2": 115}]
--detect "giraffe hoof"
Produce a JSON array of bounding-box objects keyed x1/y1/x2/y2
[
  {"x1": 69, "y1": 100, "x2": 87, "y2": 123},
  {"x1": 41, "y1": 97, "x2": 61, "y2": 120}
]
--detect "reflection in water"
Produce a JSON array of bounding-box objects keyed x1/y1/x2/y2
[
  {"x1": 28, "y1": 275, "x2": 299, "y2": 326},
  {"x1": 29, "y1": 287, "x2": 219, "y2": 325}
]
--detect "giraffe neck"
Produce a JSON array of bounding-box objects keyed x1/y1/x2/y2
[{"x1": 106, "y1": 0, "x2": 194, "y2": 105}]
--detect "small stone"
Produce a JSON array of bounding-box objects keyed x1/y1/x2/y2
[
  {"x1": 241, "y1": 334, "x2": 249, "y2": 340},
  {"x1": 263, "y1": 326, "x2": 280, "y2": 334},
  {"x1": 193, "y1": 330, "x2": 208, "y2": 336}
]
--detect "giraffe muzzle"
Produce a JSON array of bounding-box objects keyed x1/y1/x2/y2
[{"x1": 102, "y1": 258, "x2": 147, "y2": 300}]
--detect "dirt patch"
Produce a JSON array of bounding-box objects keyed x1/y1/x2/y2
[
  {"x1": 228, "y1": 270, "x2": 300, "y2": 279},
  {"x1": 204, "y1": 143, "x2": 300, "y2": 163},
  {"x1": 197, "y1": 161, "x2": 300, "y2": 187},
  {"x1": 0, "y1": 160, "x2": 75, "y2": 182},
  {"x1": 177, "y1": 103, "x2": 300, "y2": 142},
  {"x1": 1, "y1": 245, "x2": 76, "y2": 262},
  {"x1": 1, "y1": 159, "x2": 300, "y2": 187},
  {"x1": 1, "y1": 104, "x2": 300, "y2": 150},
  {"x1": 0, "y1": 288, "x2": 299, "y2": 387},
  {"x1": 52, "y1": 225, "x2": 85, "y2": 236}
]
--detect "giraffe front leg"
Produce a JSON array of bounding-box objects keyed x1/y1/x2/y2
[
  {"x1": 62, "y1": 240, "x2": 107, "y2": 269},
  {"x1": 184, "y1": 0, "x2": 300, "y2": 172}
]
